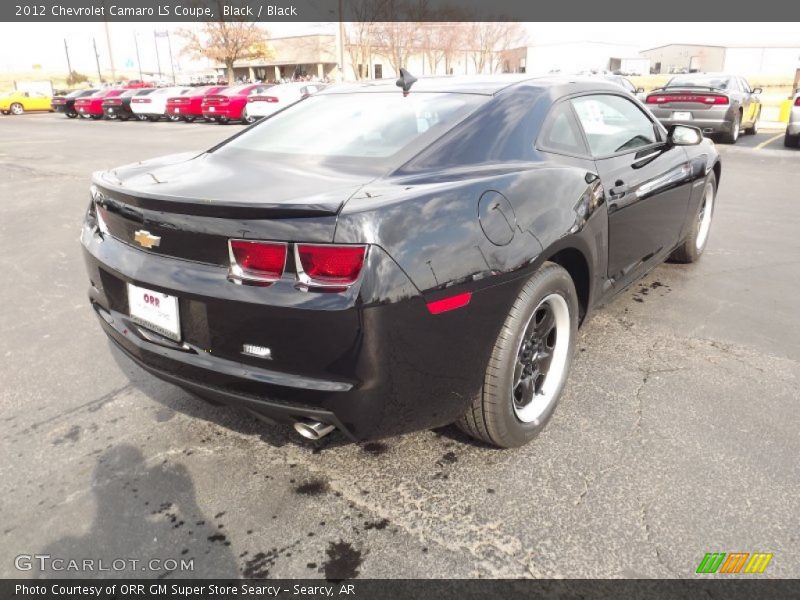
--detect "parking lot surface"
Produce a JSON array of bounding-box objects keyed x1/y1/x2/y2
[{"x1": 1, "y1": 114, "x2": 798, "y2": 579}]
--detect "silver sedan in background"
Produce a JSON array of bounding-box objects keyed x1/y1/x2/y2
[
  {"x1": 785, "y1": 87, "x2": 800, "y2": 148},
  {"x1": 645, "y1": 73, "x2": 762, "y2": 144}
]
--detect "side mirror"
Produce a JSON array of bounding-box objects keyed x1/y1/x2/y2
[
  {"x1": 636, "y1": 87, "x2": 645, "y2": 94},
  {"x1": 667, "y1": 124, "x2": 703, "y2": 146},
  {"x1": 752, "y1": 87, "x2": 763, "y2": 94}
]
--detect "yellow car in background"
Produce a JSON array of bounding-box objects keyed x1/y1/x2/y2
[{"x1": 0, "y1": 90, "x2": 54, "y2": 115}]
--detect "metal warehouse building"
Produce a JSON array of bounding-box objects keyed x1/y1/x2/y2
[{"x1": 641, "y1": 43, "x2": 800, "y2": 75}]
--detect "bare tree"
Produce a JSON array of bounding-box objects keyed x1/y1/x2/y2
[
  {"x1": 468, "y1": 22, "x2": 527, "y2": 74},
  {"x1": 343, "y1": 0, "x2": 388, "y2": 79},
  {"x1": 371, "y1": 0, "x2": 433, "y2": 76},
  {"x1": 177, "y1": 16, "x2": 271, "y2": 84}
]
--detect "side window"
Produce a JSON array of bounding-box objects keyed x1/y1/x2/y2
[
  {"x1": 538, "y1": 101, "x2": 588, "y2": 156},
  {"x1": 571, "y1": 94, "x2": 658, "y2": 157},
  {"x1": 739, "y1": 78, "x2": 751, "y2": 93}
]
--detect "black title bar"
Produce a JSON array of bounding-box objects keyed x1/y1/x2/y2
[
  {"x1": 4, "y1": 0, "x2": 800, "y2": 22},
  {"x1": 4, "y1": 579, "x2": 800, "y2": 600}
]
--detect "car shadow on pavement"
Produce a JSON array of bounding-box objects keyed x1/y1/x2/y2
[
  {"x1": 36, "y1": 443, "x2": 240, "y2": 578},
  {"x1": 108, "y1": 341, "x2": 353, "y2": 452}
]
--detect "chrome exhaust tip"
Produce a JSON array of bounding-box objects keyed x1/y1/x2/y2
[{"x1": 294, "y1": 420, "x2": 336, "y2": 440}]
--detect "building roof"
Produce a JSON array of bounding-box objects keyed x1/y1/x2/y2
[
  {"x1": 642, "y1": 43, "x2": 800, "y2": 52},
  {"x1": 229, "y1": 34, "x2": 337, "y2": 68}
]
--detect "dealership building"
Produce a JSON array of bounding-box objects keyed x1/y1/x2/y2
[{"x1": 640, "y1": 43, "x2": 800, "y2": 75}]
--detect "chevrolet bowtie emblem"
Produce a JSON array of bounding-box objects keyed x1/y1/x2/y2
[{"x1": 133, "y1": 230, "x2": 161, "y2": 249}]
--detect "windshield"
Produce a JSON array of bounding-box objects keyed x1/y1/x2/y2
[
  {"x1": 216, "y1": 92, "x2": 485, "y2": 169},
  {"x1": 667, "y1": 75, "x2": 731, "y2": 89}
]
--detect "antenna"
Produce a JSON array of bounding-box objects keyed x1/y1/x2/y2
[{"x1": 396, "y1": 68, "x2": 417, "y2": 97}]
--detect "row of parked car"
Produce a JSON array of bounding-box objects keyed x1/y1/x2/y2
[{"x1": 50, "y1": 82, "x2": 326, "y2": 124}]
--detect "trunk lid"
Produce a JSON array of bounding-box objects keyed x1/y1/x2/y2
[{"x1": 93, "y1": 152, "x2": 371, "y2": 266}]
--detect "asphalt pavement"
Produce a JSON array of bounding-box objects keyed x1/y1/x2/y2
[{"x1": 1, "y1": 113, "x2": 798, "y2": 579}]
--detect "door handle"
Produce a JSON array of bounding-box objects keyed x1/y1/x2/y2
[{"x1": 609, "y1": 180, "x2": 628, "y2": 200}]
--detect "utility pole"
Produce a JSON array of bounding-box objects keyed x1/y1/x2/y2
[
  {"x1": 153, "y1": 30, "x2": 162, "y2": 82},
  {"x1": 133, "y1": 32, "x2": 143, "y2": 80},
  {"x1": 63, "y1": 39, "x2": 73, "y2": 75},
  {"x1": 92, "y1": 37, "x2": 103, "y2": 83}
]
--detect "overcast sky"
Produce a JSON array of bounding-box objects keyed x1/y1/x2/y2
[{"x1": 1, "y1": 21, "x2": 798, "y2": 75}]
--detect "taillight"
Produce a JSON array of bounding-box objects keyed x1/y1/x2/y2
[
  {"x1": 228, "y1": 240, "x2": 287, "y2": 284},
  {"x1": 296, "y1": 244, "x2": 366, "y2": 288},
  {"x1": 647, "y1": 93, "x2": 728, "y2": 105},
  {"x1": 795, "y1": 97, "x2": 800, "y2": 107},
  {"x1": 106, "y1": 99, "x2": 122, "y2": 106},
  {"x1": 250, "y1": 96, "x2": 278, "y2": 103}
]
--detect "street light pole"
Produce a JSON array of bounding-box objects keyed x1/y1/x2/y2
[
  {"x1": 337, "y1": 0, "x2": 346, "y2": 82},
  {"x1": 153, "y1": 30, "x2": 162, "y2": 82},
  {"x1": 133, "y1": 32, "x2": 143, "y2": 81},
  {"x1": 100, "y1": 0, "x2": 116, "y2": 81},
  {"x1": 92, "y1": 37, "x2": 103, "y2": 83},
  {"x1": 63, "y1": 39, "x2": 73, "y2": 75},
  {"x1": 166, "y1": 30, "x2": 176, "y2": 84}
]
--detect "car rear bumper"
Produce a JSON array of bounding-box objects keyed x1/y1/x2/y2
[
  {"x1": 81, "y1": 222, "x2": 514, "y2": 440},
  {"x1": 202, "y1": 108, "x2": 240, "y2": 119},
  {"x1": 649, "y1": 106, "x2": 735, "y2": 134}
]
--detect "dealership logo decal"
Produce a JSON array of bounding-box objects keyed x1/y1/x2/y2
[
  {"x1": 133, "y1": 230, "x2": 161, "y2": 249},
  {"x1": 696, "y1": 552, "x2": 773, "y2": 574}
]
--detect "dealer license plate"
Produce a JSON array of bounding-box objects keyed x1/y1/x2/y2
[{"x1": 127, "y1": 283, "x2": 181, "y2": 341}]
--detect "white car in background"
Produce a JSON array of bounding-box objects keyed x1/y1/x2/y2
[
  {"x1": 243, "y1": 82, "x2": 326, "y2": 123},
  {"x1": 785, "y1": 87, "x2": 800, "y2": 148},
  {"x1": 131, "y1": 87, "x2": 192, "y2": 122}
]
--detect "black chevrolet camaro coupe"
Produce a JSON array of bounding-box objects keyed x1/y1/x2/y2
[{"x1": 82, "y1": 75, "x2": 720, "y2": 448}]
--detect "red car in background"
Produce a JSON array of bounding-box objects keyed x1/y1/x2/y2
[
  {"x1": 201, "y1": 84, "x2": 272, "y2": 123},
  {"x1": 166, "y1": 85, "x2": 227, "y2": 122},
  {"x1": 122, "y1": 80, "x2": 153, "y2": 89},
  {"x1": 74, "y1": 89, "x2": 124, "y2": 120}
]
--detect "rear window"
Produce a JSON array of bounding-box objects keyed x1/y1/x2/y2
[
  {"x1": 216, "y1": 92, "x2": 485, "y2": 167},
  {"x1": 222, "y1": 85, "x2": 254, "y2": 96}
]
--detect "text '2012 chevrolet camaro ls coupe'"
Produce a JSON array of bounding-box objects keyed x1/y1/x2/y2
[{"x1": 82, "y1": 74, "x2": 720, "y2": 448}]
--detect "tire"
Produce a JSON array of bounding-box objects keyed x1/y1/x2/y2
[
  {"x1": 90, "y1": 114, "x2": 102, "y2": 120},
  {"x1": 218, "y1": 116, "x2": 229, "y2": 124},
  {"x1": 147, "y1": 115, "x2": 160, "y2": 122},
  {"x1": 744, "y1": 109, "x2": 759, "y2": 135},
  {"x1": 1, "y1": 111, "x2": 8, "y2": 115},
  {"x1": 457, "y1": 262, "x2": 579, "y2": 448},
  {"x1": 243, "y1": 108, "x2": 256, "y2": 124},
  {"x1": 10, "y1": 103, "x2": 24, "y2": 115},
  {"x1": 669, "y1": 172, "x2": 717, "y2": 263},
  {"x1": 720, "y1": 112, "x2": 740, "y2": 144},
  {"x1": 168, "y1": 114, "x2": 181, "y2": 122},
  {"x1": 785, "y1": 131, "x2": 799, "y2": 148},
  {"x1": 184, "y1": 116, "x2": 196, "y2": 123},
  {"x1": 136, "y1": 114, "x2": 148, "y2": 121},
  {"x1": 65, "y1": 111, "x2": 78, "y2": 119},
  {"x1": 119, "y1": 113, "x2": 130, "y2": 121}
]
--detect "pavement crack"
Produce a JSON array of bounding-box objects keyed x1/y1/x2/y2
[{"x1": 24, "y1": 384, "x2": 132, "y2": 433}]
